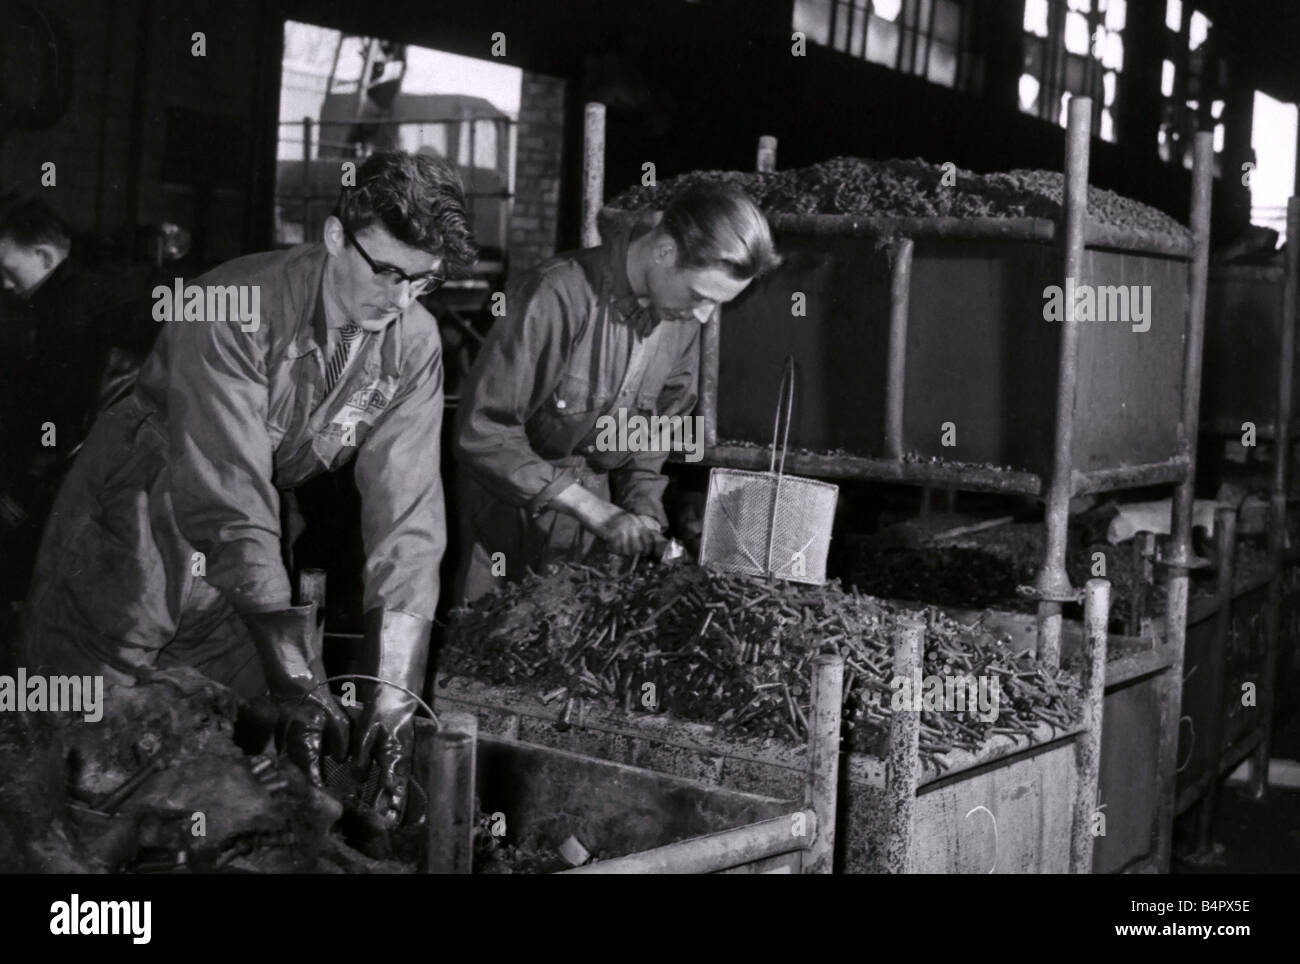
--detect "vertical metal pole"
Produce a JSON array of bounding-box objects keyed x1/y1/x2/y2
[
  {"x1": 297, "y1": 568, "x2": 327, "y2": 668},
  {"x1": 883, "y1": 617, "x2": 924, "y2": 874},
  {"x1": 1035, "y1": 95, "x2": 1092, "y2": 669},
  {"x1": 1071, "y1": 577, "x2": 1109, "y2": 874},
  {"x1": 804, "y1": 654, "x2": 844, "y2": 874},
  {"x1": 581, "y1": 103, "x2": 606, "y2": 248},
  {"x1": 1155, "y1": 130, "x2": 1214, "y2": 870},
  {"x1": 756, "y1": 135, "x2": 778, "y2": 173},
  {"x1": 700, "y1": 309, "x2": 721, "y2": 449},
  {"x1": 1251, "y1": 195, "x2": 1300, "y2": 797},
  {"x1": 426, "y1": 712, "x2": 478, "y2": 874},
  {"x1": 301, "y1": 116, "x2": 313, "y2": 242},
  {"x1": 1133, "y1": 530, "x2": 1157, "y2": 638},
  {"x1": 885, "y1": 237, "x2": 915, "y2": 460},
  {"x1": 1195, "y1": 506, "x2": 1237, "y2": 849}
]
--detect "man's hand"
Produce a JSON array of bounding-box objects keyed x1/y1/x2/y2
[
  {"x1": 241, "y1": 605, "x2": 350, "y2": 788},
  {"x1": 351, "y1": 609, "x2": 431, "y2": 826},
  {"x1": 595, "y1": 510, "x2": 662, "y2": 556}
]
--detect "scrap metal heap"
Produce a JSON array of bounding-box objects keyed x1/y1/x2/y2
[
  {"x1": 443, "y1": 561, "x2": 1082, "y2": 771},
  {"x1": 606, "y1": 156, "x2": 1192, "y2": 246}
]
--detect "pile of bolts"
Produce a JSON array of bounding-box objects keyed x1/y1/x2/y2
[{"x1": 443, "y1": 560, "x2": 1082, "y2": 772}]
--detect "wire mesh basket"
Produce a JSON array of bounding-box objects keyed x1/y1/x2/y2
[{"x1": 699, "y1": 358, "x2": 838, "y2": 585}]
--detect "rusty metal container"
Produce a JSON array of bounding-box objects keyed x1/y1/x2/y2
[
  {"x1": 716, "y1": 230, "x2": 1189, "y2": 482},
  {"x1": 1203, "y1": 264, "x2": 1299, "y2": 439},
  {"x1": 433, "y1": 671, "x2": 1087, "y2": 873}
]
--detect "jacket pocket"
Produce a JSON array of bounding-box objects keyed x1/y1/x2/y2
[{"x1": 549, "y1": 373, "x2": 606, "y2": 415}]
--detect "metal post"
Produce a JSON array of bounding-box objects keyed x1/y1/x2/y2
[
  {"x1": 426, "y1": 712, "x2": 477, "y2": 874},
  {"x1": 1034, "y1": 95, "x2": 1092, "y2": 669},
  {"x1": 581, "y1": 103, "x2": 606, "y2": 248},
  {"x1": 1134, "y1": 530, "x2": 1157, "y2": 638},
  {"x1": 297, "y1": 568, "x2": 327, "y2": 667},
  {"x1": 756, "y1": 135, "x2": 778, "y2": 173},
  {"x1": 1195, "y1": 506, "x2": 1237, "y2": 849},
  {"x1": 1071, "y1": 577, "x2": 1110, "y2": 874},
  {"x1": 700, "y1": 308, "x2": 721, "y2": 448},
  {"x1": 1251, "y1": 195, "x2": 1300, "y2": 797},
  {"x1": 301, "y1": 116, "x2": 313, "y2": 242},
  {"x1": 1155, "y1": 130, "x2": 1215, "y2": 870},
  {"x1": 883, "y1": 617, "x2": 924, "y2": 874},
  {"x1": 885, "y1": 237, "x2": 915, "y2": 459},
  {"x1": 804, "y1": 654, "x2": 844, "y2": 874}
]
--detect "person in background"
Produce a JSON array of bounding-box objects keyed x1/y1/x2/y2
[
  {"x1": 20, "y1": 152, "x2": 477, "y2": 824},
  {"x1": 0, "y1": 196, "x2": 140, "y2": 605},
  {"x1": 454, "y1": 183, "x2": 780, "y2": 603}
]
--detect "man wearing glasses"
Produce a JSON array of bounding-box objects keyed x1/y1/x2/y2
[{"x1": 20, "y1": 151, "x2": 476, "y2": 824}]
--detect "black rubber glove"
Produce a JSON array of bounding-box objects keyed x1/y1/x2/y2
[
  {"x1": 242, "y1": 605, "x2": 350, "y2": 787},
  {"x1": 350, "y1": 608, "x2": 432, "y2": 825}
]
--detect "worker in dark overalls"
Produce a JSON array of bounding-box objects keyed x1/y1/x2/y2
[
  {"x1": 20, "y1": 151, "x2": 477, "y2": 823},
  {"x1": 454, "y1": 184, "x2": 780, "y2": 603},
  {"x1": 0, "y1": 196, "x2": 141, "y2": 607}
]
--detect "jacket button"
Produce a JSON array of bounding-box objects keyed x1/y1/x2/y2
[{"x1": 556, "y1": 399, "x2": 567, "y2": 410}]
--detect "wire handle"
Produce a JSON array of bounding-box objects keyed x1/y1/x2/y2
[
  {"x1": 768, "y1": 355, "x2": 796, "y2": 478},
  {"x1": 764, "y1": 356, "x2": 797, "y2": 576}
]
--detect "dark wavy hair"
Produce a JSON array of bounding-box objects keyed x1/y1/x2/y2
[
  {"x1": 661, "y1": 184, "x2": 780, "y2": 281},
  {"x1": 335, "y1": 151, "x2": 478, "y2": 276},
  {"x1": 0, "y1": 194, "x2": 71, "y2": 251}
]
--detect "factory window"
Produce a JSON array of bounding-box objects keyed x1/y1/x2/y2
[
  {"x1": 1157, "y1": 1, "x2": 1227, "y2": 170},
  {"x1": 792, "y1": 0, "x2": 984, "y2": 92},
  {"x1": 1019, "y1": 0, "x2": 1125, "y2": 142}
]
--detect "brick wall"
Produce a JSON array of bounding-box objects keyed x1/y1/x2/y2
[{"x1": 507, "y1": 71, "x2": 566, "y2": 274}]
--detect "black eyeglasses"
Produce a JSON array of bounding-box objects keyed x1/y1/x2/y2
[{"x1": 342, "y1": 224, "x2": 444, "y2": 295}]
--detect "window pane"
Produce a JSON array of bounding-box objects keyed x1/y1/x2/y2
[
  {"x1": 866, "y1": 16, "x2": 901, "y2": 66},
  {"x1": 849, "y1": 3, "x2": 867, "y2": 57},
  {"x1": 1019, "y1": 73, "x2": 1041, "y2": 112},
  {"x1": 1161, "y1": 59, "x2": 1175, "y2": 97},
  {"x1": 1106, "y1": 0, "x2": 1126, "y2": 31},
  {"x1": 1190, "y1": 11, "x2": 1211, "y2": 50},
  {"x1": 933, "y1": 0, "x2": 961, "y2": 45},
  {"x1": 1211, "y1": 99, "x2": 1224, "y2": 119},
  {"x1": 1065, "y1": 53, "x2": 1086, "y2": 94},
  {"x1": 1060, "y1": 92, "x2": 1071, "y2": 127},
  {"x1": 1066, "y1": 12, "x2": 1090, "y2": 54},
  {"x1": 1166, "y1": 0, "x2": 1181, "y2": 33},
  {"x1": 900, "y1": 27, "x2": 917, "y2": 72},
  {"x1": 1068, "y1": 0, "x2": 1091, "y2": 11},
  {"x1": 793, "y1": 0, "x2": 833, "y2": 46},
  {"x1": 874, "y1": 0, "x2": 902, "y2": 22},
  {"x1": 918, "y1": 0, "x2": 934, "y2": 34},
  {"x1": 1103, "y1": 70, "x2": 1116, "y2": 106},
  {"x1": 1102, "y1": 31, "x2": 1123, "y2": 69},
  {"x1": 928, "y1": 40, "x2": 958, "y2": 86},
  {"x1": 1101, "y1": 108, "x2": 1115, "y2": 141},
  {"x1": 1024, "y1": 0, "x2": 1049, "y2": 38},
  {"x1": 1214, "y1": 123, "x2": 1224, "y2": 152},
  {"x1": 834, "y1": 1, "x2": 851, "y2": 51},
  {"x1": 1023, "y1": 37, "x2": 1044, "y2": 75}
]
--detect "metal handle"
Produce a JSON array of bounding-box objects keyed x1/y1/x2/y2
[{"x1": 765, "y1": 356, "x2": 797, "y2": 576}]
